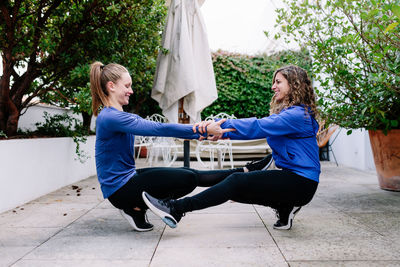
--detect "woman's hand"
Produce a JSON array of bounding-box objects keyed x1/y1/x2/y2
[
  {"x1": 193, "y1": 120, "x2": 213, "y2": 140},
  {"x1": 193, "y1": 120, "x2": 213, "y2": 135},
  {"x1": 193, "y1": 119, "x2": 235, "y2": 141}
]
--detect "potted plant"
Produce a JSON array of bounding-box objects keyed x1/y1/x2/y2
[{"x1": 272, "y1": 0, "x2": 400, "y2": 190}]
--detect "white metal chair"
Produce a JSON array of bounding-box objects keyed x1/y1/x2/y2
[
  {"x1": 195, "y1": 113, "x2": 236, "y2": 169},
  {"x1": 144, "y1": 114, "x2": 181, "y2": 167},
  {"x1": 148, "y1": 137, "x2": 181, "y2": 167},
  {"x1": 135, "y1": 114, "x2": 167, "y2": 161},
  {"x1": 135, "y1": 135, "x2": 152, "y2": 160}
]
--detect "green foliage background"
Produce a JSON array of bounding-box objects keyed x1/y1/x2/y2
[
  {"x1": 0, "y1": 0, "x2": 167, "y2": 135},
  {"x1": 202, "y1": 48, "x2": 312, "y2": 119},
  {"x1": 39, "y1": 0, "x2": 167, "y2": 119},
  {"x1": 274, "y1": 0, "x2": 400, "y2": 132}
]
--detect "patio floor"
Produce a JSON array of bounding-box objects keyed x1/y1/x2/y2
[{"x1": 1, "y1": 160, "x2": 400, "y2": 267}]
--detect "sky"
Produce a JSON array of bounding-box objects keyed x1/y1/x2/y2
[{"x1": 201, "y1": 0, "x2": 298, "y2": 55}]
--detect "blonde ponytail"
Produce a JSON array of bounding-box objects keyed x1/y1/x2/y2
[{"x1": 89, "y1": 61, "x2": 128, "y2": 116}]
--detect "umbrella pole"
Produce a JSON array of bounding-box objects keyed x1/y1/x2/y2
[{"x1": 178, "y1": 98, "x2": 190, "y2": 168}]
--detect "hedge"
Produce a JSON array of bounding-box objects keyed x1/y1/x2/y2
[{"x1": 202, "y1": 48, "x2": 313, "y2": 119}]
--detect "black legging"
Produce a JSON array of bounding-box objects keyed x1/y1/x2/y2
[
  {"x1": 108, "y1": 167, "x2": 241, "y2": 211},
  {"x1": 174, "y1": 169, "x2": 318, "y2": 214}
]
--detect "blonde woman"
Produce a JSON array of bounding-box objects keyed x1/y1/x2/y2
[{"x1": 144, "y1": 65, "x2": 320, "y2": 230}]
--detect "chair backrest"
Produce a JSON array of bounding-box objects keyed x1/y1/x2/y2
[
  {"x1": 317, "y1": 122, "x2": 339, "y2": 148},
  {"x1": 205, "y1": 113, "x2": 237, "y2": 121},
  {"x1": 146, "y1": 113, "x2": 168, "y2": 123},
  {"x1": 136, "y1": 114, "x2": 168, "y2": 145}
]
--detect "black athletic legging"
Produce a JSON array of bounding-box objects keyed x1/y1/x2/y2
[
  {"x1": 108, "y1": 167, "x2": 318, "y2": 214},
  {"x1": 108, "y1": 167, "x2": 241, "y2": 211},
  {"x1": 173, "y1": 169, "x2": 318, "y2": 214}
]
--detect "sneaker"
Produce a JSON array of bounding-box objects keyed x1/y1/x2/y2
[
  {"x1": 142, "y1": 191, "x2": 183, "y2": 228},
  {"x1": 245, "y1": 154, "x2": 273, "y2": 171},
  {"x1": 273, "y1": 206, "x2": 301, "y2": 230},
  {"x1": 119, "y1": 209, "x2": 154, "y2": 232}
]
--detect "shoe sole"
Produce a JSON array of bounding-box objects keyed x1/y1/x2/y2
[
  {"x1": 119, "y1": 210, "x2": 153, "y2": 232},
  {"x1": 261, "y1": 158, "x2": 273, "y2": 171},
  {"x1": 261, "y1": 155, "x2": 273, "y2": 171},
  {"x1": 273, "y1": 206, "x2": 301, "y2": 230},
  {"x1": 142, "y1": 192, "x2": 178, "y2": 228}
]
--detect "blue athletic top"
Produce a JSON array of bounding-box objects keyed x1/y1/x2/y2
[
  {"x1": 222, "y1": 105, "x2": 320, "y2": 182},
  {"x1": 95, "y1": 107, "x2": 202, "y2": 198}
]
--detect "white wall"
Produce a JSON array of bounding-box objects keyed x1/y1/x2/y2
[
  {"x1": 329, "y1": 128, "x2": 376, "y2": 172},
  {"x1": 18, "y1": 103, "x2": 96, "y2": 132},
  {"x1": 0, "y1": 104, "x2": 97, "y2": 213},
  {"x1": 0, "y1": 136, "x2": 96, "y2": 213}
]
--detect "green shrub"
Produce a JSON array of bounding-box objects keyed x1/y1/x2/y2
[
  {"x1": 31, "y1": 112, "x2": 90, "y2": 163},
  {"x1": 0, "y1": 130, "x2": 7, "y2": 138},
  {"x1": 202, "y1": 49, "x2": 312, "y2": 119},
  {"x1": 274, "y1": 0, "x2": 400, "y2": 132}
]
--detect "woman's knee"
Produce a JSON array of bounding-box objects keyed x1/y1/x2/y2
[
  {"x1": 222, "y1": 173, "x2": 247, "y2": 192},
  {"x1": 181, "y1": 169, "x2": 198, "y2": 185}
]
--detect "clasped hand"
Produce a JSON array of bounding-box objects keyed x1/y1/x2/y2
[{"x1": 192, "y1": 119, "x2": 235, "y2": 141}]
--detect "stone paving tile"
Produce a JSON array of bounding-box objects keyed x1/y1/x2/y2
[
  {"x1": 0, "y1": 246, "x2": 35, "y2": 267},
  {"x1": 22, "y1": 231, "x2": 160, "y2": 262},
  {"x1": 95, "y1": 200, "x2": 115, "y2": 209},
  {"x1": 13, "y1": 259, "x2": 149, "y2": 267},
  {"x1": 191, "y1": 199, "x2": 256, "y2": 214},
  {"x1": 2, "y1": 161, "x2": 400, "y2": 267},
  {"x1": 322, "y1": 191, "x2": 400, "y2": 213},
  {"x1": 272, "y1": 235, "x2": 400, "y2": 261},
  {"x1": 319, "y1": 163, "x2": 377, "y2": 185},
  {"x1": 64, "y1": 207, "x2": 165, "y2": 235},
  {"x1": 0, "y1": 227, "x2": 61, "y2": 247},
  {"x1": 346, "y1": 211, "x2": 400, "y2": 243},
  {"x1": 260, "y1": 203, "x2": 400, "y2": 261},
  {"x1": 159, "y1": 213, "x2": 274, "y2": 248},
  {"x1": 0, "y1": 202, "x2": 94, "y2": 228},
  {"x1": 150, "y1": 247, "x2": 288, "y2": 267},
  {"x1": 40, "y1": 176, "x2": 101, "y2": 196},
  {"x1": 288, "y1": 261, "x2": 400, "y2": 267},
  {"x1": 30, "y1": 176, "x2": 103, "y2": 205},
  {"x1": 18, "y1": 208, "x2": 164, "y2": 263}
]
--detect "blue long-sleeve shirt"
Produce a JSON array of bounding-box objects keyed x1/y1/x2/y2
[
  {"x1": 222, "y1": 105, "x2": 321, "y2": 182},
  {"x1": 95, "y1": 107, "x2": 202, "y2": 198}
]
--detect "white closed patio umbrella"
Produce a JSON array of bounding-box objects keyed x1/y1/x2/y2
[{"x1": 152, "y1": 0, "x2": 218, "y2": 166}]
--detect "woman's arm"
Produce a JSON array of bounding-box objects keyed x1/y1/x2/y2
[
  {"x1": 207, "y1": 108, "x2": 308, "y2": 140},
  {"x1": 103, "y1": 110, "x2": 204, "y2": 139}
]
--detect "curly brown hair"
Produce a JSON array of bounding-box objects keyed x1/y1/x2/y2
[{"x1": 269, "y1": 65, "x2": 318, "y2": 117}]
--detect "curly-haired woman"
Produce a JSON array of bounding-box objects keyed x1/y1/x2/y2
[{"x1": 143, "y1": 65, "x2": 321, "y2": 230}]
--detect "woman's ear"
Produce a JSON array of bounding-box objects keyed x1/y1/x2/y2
[{"x1": 106, "y1": 81, "x2": 114, "y2": 92}]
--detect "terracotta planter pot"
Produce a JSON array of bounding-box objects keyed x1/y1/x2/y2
[
  {"x1": 369, "y1": 130, "x2": 400, "y2": 191},
  {"x1": 139, "y1": 146, "x2": 148, "y2": 158}
]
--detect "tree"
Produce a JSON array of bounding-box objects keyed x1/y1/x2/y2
[
  {"x1": 0, "y1": 0, "x2": 166, "y2": 136},
  {"x1": 273, "y1": 0, "x2": 400, "y2": 132}
]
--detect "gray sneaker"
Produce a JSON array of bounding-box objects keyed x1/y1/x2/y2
[{"x1": 142, "y1": 191, "x2": 183, "y2": 228}]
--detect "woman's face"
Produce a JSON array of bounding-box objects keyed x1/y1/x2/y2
[
  {"x1": 272, "y1": 72, "x2": 290, "y2": 101},
  {"x1": 110, "y1": 72, "x2": 133, "y2": 106}
]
